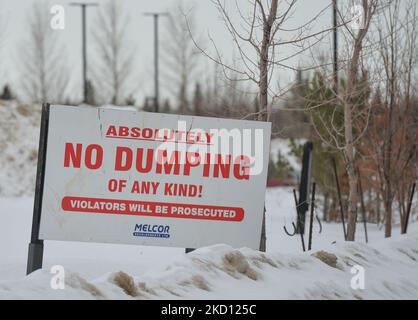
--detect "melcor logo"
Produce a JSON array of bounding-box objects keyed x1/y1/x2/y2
[{"x1": 133, "y1": 224, "x2": 170, "y2": 238}]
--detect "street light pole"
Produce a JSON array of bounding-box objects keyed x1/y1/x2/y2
[
  {"x1": 70, "y1": 2, "x2": 98, "y2": 103},
  {"x1": 332, "y1": 0, "x2": 338, "y2": 91},
  {"x1": 144, "y1": 12, "x2": 168, "y2": 113}
]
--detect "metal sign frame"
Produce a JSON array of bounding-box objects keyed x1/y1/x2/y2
[
  {"x1": 27, "y1": 103, "x2": 50, "y2": 274},
  {"x1": 296, "y1": 141, "x2": 313, "y2": 234}
]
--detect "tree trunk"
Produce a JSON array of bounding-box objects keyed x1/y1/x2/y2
[
  {"x1": 383, "y1": 86, "x2": 394, "y2": 238},
  {"x1": 344, "y1": 71, "x2": 359, "y2": 241},
  {"x1": 342, "y1": 10, "x2": 371, "y2": 240},
  {"x1": 323, "y1": 192, "x2": 330, "y2": 222},
  {"x1": 345, "y1": 146, "x2": 358, "y2": 241},
  {"x1": 257, "y1": 0, "x2": 278, "y2": 251},
  {"x1": 384, "y1": 189, "x2": 392, "y2": 237}
]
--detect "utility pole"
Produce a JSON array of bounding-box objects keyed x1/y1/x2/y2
[
  {"x1": 70, "y1": 2, "x2": 98, "y2": 103},
  {"x1": 332, "y1": 0, "x2": 338, "y2": 91},
  {"x1": 144, "y1": 12, "x2": 168, "y2": 113}
]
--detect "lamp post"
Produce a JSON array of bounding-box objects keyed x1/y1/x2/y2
[
  {"x1": 143, "y1": 12, "x2": 168, "y2": 113},
  {"x1": 332, "y1": 0, "x2": 338, "y2": 91}
]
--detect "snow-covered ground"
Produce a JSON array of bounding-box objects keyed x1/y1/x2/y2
[
  {"x1": 0, "y1": 188, "x2": 417, "y2": 299},
  {"x1": 1, "y1": 101, "x2": 417, "y2": 299}
]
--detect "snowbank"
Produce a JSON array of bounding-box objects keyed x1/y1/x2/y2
[
  {"x1": 1, "y1": 230, "x2": 418, "y2": 299},
  {"x1": 1, "y1": 193, "x2": 417, "y2": 299},
  {"x1": 0, "y1": 101, "x2": 40, "y2": 196}
]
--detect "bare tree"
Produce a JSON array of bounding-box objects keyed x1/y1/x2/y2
[
  {"x1": 340, "y1": 0, "x2": 378, "y2": 241},
  {"x1": 362, "y1": 0, "x2": 418, "y2": 237},
  {"x1": 188, "y1": 0, "x2": 334, "y2": 250},
  {"x1": 162, "y1": 1, "x2": 200, "y2": 114},
  {"x1": 18, "y1": 1, "x2": 69, "y2": 103},
  {"x1": 376, "y1": 0, "x2": 401, "y2": 237},
  {"x1": 190, "y1": 1, "x2": 337, "y2": 120},
  {"x1": 303, "y1": 0, "x2": 379, "y2": 241},
  {"x1": 91, "y1": 0, "x2": 135, "y2": 105}
]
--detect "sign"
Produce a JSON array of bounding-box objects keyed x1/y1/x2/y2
[{"x1": 38, "y1": 105, "x2": 271, "y2": 249}]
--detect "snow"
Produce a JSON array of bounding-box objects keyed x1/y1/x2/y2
[
  {"x1": 1, "y1": 100, "x2": 417, "y2": 299},
  {"x1": 0, "y1": 189, "x2": 417, "y2": 299}
]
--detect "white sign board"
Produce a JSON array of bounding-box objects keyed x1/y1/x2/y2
[{"x1": 39, "y1": 105, "x2": 271, "y2": 249}]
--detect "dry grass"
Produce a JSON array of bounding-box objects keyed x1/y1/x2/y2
[
  {"x1": 111, "y1": 271, "x2": 139, "y2": 297},
  {"x1": 312, "y1": 250, "x2": 338, "y2": 269},
  {"x1": 223, "y1": 251, "x2": 259, "y2": 280}
]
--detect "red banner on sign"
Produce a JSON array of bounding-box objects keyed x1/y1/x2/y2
[{"x1": 61, "y1": 196, "x2": 244, "y2": 222}]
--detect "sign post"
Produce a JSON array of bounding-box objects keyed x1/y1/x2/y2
[
  {"x1": 27, "y1": 103, "x2": 50, "y2": 274},
  {"x1": 296, "y1": 141, "x2": 313, "y2": 234}
]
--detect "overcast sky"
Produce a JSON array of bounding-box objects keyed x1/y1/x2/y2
[{"x1": 0, "y1": 0, "x2": 334, "y2": 104}]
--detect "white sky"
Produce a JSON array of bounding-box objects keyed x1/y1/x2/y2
[{"x1": 0, "y1": 0, "x2": 333, "y2": 104}]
